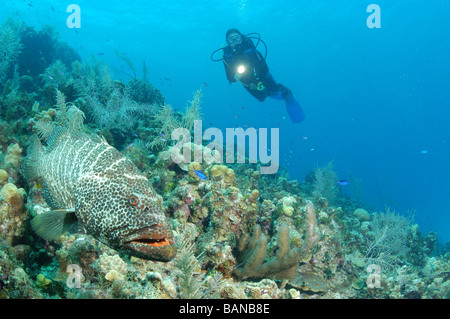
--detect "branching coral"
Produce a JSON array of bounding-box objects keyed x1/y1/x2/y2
[
  {"x1": 234, "y1": 201, "x2": 319, "y2": 280},
  {"x1": 234, "y1": 224, "x2": 302, "y2": 280}
]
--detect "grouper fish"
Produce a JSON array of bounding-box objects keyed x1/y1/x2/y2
[{"x1": 23, "y1": 104, "x2": 176, "y2": 262}]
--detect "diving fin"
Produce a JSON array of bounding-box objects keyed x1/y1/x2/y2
[
  {"x1": 31, "y1": 209, "x2": 78, "y2": 241},
  {"x1": 284, "y1": 94, "x2": 305, "y2": 123}
]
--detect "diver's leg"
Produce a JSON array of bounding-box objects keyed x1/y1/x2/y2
[
  {"x1": 269, "y1": 92, "x2": 284, "y2": 100},
  {"x1": 244, "y1": 85, "x2": 266, "y2": 102},
  {"x1": 275, "y1": 83, "x2": 306, "y2": 123},
  {"x1": 261, "y1": 73, "x2": 283, "y2": 100},
  {"x1": 277, "y1": 84, "x2": 292, "y2": 98}
]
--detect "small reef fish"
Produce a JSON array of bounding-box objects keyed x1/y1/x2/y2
[
  {"x1": 193, "y1": 169, "x2": 207, "y2": 180},
  {"x1": 23, "y1": 106, "x2": 176, "y2": 262},
  {"x1": 337, "y1": 180, "x2": 349, "y2": 186}
]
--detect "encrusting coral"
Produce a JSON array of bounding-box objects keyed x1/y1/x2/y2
[
  {"x1": 0, "y1": 169, "x2": 9, "y2": 186},
  {"x1": 99, "y1": 253, "x2": 128, "y2": 282},
  {"x1": 0, "y1": 182, "x2": 28, "y2": 245}
]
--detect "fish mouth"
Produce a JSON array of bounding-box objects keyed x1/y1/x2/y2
[{"x1": 123, "y1": 225, "x2": 176, "y2": 262}]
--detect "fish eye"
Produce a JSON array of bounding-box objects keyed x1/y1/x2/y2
[{"x1": 128, "y1": 195, "x2": 139, "y2": 206}]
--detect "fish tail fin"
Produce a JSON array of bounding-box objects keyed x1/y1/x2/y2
[
  {"x1": 31, "y1": 209, "x2": 78, "y2": 241},
  {"x1": 22, "y1": 135, "x2": 45, "y2": 182}
]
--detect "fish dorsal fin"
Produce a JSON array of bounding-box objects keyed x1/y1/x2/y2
[
  {"x1": 46, "y1": 126, "x2": 105, "y2": 153},
  {"x1": 22, "y1": 135, "x2": 45, "y2": 182},
  {"x1": 31, "y1": 209, "x2": 77, "y2": 241},
  {"x1": 46, "y1": 126, "x2": 69, "y2": 152},
  {"x1": 46, "y1": 102, "x2": 87, "y2": 152}
]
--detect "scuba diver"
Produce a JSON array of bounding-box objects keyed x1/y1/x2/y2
[{"x1": 211, "y1": 28, "x2": 305, "y2": 123}]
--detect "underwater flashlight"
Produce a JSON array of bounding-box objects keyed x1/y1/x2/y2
[{"x1": 237, "y1": 65, "x2": 246, "y2": 74}]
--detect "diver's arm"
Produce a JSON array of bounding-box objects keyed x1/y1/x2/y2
[{"x1": 224, "y1": 62, "x2": 237, "y2": 83}]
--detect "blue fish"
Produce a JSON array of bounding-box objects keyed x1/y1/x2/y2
[
  {"x1": 193, "y1": 169, "x2": 207, "y2": 180},
  {"x1": 337, "y1": 179, "x2": 349, "y2": 186}
]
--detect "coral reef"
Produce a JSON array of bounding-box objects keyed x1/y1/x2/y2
[{"x1": 0, "y1": 17, "x2": 448, "y2": 300}]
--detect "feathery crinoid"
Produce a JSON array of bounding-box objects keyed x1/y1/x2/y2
[
  {"x1": 150, "y1": 89, "x2": 203, "y2": 150},
  {"x1": 33, "y1": 90, "x2": 86, "y2": 142}
]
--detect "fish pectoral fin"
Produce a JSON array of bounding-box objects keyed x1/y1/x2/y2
[{"x1": 31, "y1": 209, "x2": 78, "y2": 241}]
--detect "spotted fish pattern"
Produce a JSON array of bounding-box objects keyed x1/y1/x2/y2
[{"x1": 23, "y1": 118, "x2": 176, "y2": 262}]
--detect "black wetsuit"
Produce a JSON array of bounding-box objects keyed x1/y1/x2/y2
[{"x1": 223, "y1": 37, "x2": 290, "y2": 102}]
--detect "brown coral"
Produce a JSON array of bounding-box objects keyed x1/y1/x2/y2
[
  {"x1": 234, "y1": 201, "x2": 319, "y2": 281},
  {"x1": 0, "y1": 183, "x2": 28, "y2": 245},
  {"x1": 3, "y1": 143, "x2": 22, "y2": 180},
  {"x1": 0, "y1": 169, "x2": 8, "y2": 186},
  {"x1": 234, "y1": 224, "x2": 301, "y2": 280}
]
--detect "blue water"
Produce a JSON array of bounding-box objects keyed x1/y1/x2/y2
[{"x1": 2, "y1": 0, "x2": 450, "y2": 243}]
